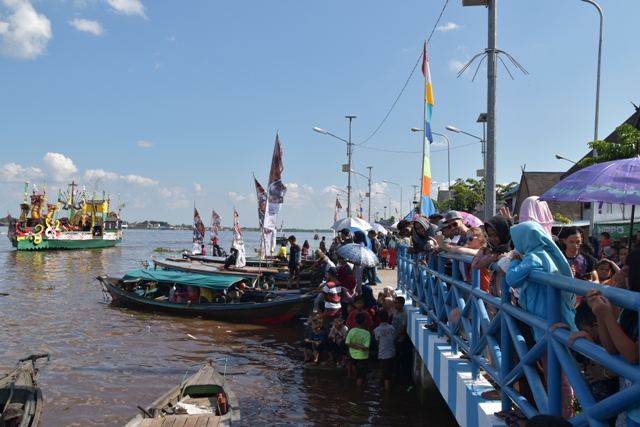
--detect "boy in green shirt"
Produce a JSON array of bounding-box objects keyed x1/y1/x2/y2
[{"x1": 346, "y1": 313, "x2": 371, "y2": 387}]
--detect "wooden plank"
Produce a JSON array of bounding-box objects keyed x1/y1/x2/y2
[
  {"x1": 183, "y1": 418, "x2": 199, "y2": 427},
  {"x1": 206, "y1": 416, "x2": 222, "y2": 427},
  {"x1": 194, "y1": 416, "x2": 210, "y2": 427},
  {"x1": 161, "y1": 418, "x2": 176, "y2": 427},
  {"x1": 171, "y1": 418, "x2": 188, "y2": 427}
]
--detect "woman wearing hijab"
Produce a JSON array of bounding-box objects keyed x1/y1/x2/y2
[
  {"x1": 507, "y1": 221, "x2": 575, "y2": 419},
  {"x1": 519, "y1": 196, "x2": 554, "y2": 237}
]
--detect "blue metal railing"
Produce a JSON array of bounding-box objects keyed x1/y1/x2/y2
[{"x1": 397, "y1": 245, "x2": 640, "y2": 427}]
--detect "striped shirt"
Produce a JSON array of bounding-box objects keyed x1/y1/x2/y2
[{"x1": 322, "y1": 281, "x2": 342, "y2": 315}]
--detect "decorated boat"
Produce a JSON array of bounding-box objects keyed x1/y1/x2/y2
[
  {"x1": 0, "y1": 354, "x2": 50, "y2": 427},
  {"x1": 124, "y1": 362, "x2": 240, "y2": 427},
  {"x1": 98, "y1": 269, "x2": 315, "y2": 323},
  {"x1": 7, "y1": 181, "x2": 123, "y2": 251}
]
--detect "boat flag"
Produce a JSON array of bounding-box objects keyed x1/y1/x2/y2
[
  {"x1": 420, "y1": 41, "x2": 436, "y2": 217},
  {"x1": 334, "y1": 198, "x2": 343, "y2": 222},
  {"x1": 358, "y1": 199, "x2": 364, "y2": 219},
  {"x1": 395, "y1": 207, "x2": 399, "y2": 216},
  {"x1": 264, "y1": 132, "x2": 287, "y2": 252},
  {"x1": 210, "y1": 209, "x2": 221, "y2": 241},
  {"x1": 193, "y1": 205, "x2": 205, "y2": 247},
  {"x1": 232, "y1": 207, "x2": 245, "y2": 255},
  {"x1": 253, "y1": 174, "x2": 272, "y2": 256},
  {"x1": 253, "y1": 174, "x2": 267, "y2": 228}
]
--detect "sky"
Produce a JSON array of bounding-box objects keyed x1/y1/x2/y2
[{"x1": 0, "y1": 0, "x2": 638, "y2": 229}]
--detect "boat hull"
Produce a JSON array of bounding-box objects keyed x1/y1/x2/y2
[
  {"x1": 99, "y1": 277, "x2": 314, "y2": 324},
  {"x1": 0, "y1": 355, "x2": 48, "y2": 427},
  {"x1": 9, "y1": 231, "x2": 122, "y2": 251}
]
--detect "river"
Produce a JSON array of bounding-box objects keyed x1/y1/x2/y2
[{"x1": 0, "y1": 228, "x2": 458, "y2": 426}]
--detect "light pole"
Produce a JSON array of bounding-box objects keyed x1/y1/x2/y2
[
  {"x1": 383, "y1": 180, "x2": 402, "y2": 219},
  {"x1": 446, "y1": 125, "x2": 485, "y2": 173},
  {"x1": 412, "y1": 128, "x2": 450, "y2": 192},
  {"x1": 383, "y1": 206, "x2": 387, "y2": 219},
  {"x1": 555, "y1": 154, "x2": 577, "y2": 164},
  {"x1": 376, "y1": 192, "x2": 391, "y2": 220},
  {"x1": 351, "y1": 168, "x2": 373, "y2": 222},
  {"x1": 313, "y1": 115, "x2": 356, "y2": 217},
  {"x1": 366, "y1": 166, "x2": 373, "y2": 222}
]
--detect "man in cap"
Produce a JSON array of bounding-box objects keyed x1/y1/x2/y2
[
  {"x1": 1, "y1": 403, "x2": 23, "y2": 427},
  {"x1": 428, "y1": 213, "x2": 444, "y2": 226},
  {"x1": 444, "y1": 211, "x2": 469, "y2": 246}
]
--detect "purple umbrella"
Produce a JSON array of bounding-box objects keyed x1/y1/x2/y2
[
  {"x1": 540, "y1": 156, "x2": 640, "y2": 239},
  {"x1": 539, "y1": 156, "x2": 640, "y2": 205}
]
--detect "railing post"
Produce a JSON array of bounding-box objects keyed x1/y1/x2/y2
[
  {"x1": 500, "y1": 273, "x2": 510, "y2": 412},
  {"x1": 547, "y1": 281, "x2": 562, "y2": 416},
  {"x1": 471, "y1": 268, "x2": 480, "y2": 379}
]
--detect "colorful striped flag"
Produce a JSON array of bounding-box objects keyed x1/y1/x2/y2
[{"x1": 421, "y1": 41, "x2": 436, "y2": 217}]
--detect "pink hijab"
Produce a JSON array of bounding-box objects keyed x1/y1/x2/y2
[{"x1": 519, "y1": 196, "x2": 553, "y2": 236}]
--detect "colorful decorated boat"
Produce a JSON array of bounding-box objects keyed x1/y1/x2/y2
[{"x1": 7, "y1": 181, "x2": 123, "y2": 251}]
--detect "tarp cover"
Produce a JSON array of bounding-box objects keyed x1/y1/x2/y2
[{"x1": 121, "y1": 269, "x2": 242, "y2": 291}]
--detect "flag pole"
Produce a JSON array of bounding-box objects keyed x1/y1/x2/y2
[{"x1": 420, "y1": 40, "x2": 427, "y2": 216}]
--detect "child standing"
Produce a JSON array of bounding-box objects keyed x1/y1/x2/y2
[
  {"x1": 380, "y1": 246, "x2": 389, "y2": 269},
  {"x1": 346, "y1": 297, "x2": 373, "y2": 331},
  {"x1": 346, "y1": 313, "x2": 371, "y2": 387},
  {"x1": 391, "y1": 296, "x2": 409, "y2": 376},
  {"x1": 374, "y1": 310, "x2": 396, "y2": 390},
  {"x1": 301, "y1": 319, "x2": 326, "y2": 366},
  {"x1": 327, "y1": 317, "x2": 349, "y2": 367}
]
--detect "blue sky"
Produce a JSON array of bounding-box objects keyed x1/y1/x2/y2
[{"x1": 0, "y1": 0, "x2": 637, "y2": 229}]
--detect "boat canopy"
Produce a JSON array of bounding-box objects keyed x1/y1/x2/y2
[{"x1": 121, "y1": 269, "x2": 243, "y2": 291}]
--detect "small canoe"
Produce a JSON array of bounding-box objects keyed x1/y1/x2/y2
[
  {"x1": 97, "y1": 269, "x2": 315, "y2": 323},
  {"x1": 124, "y1": 363, "x2": 240, "y2": 427},
  {"x1": 0, "y1": 354, "x2": 49, "y2": 427}
]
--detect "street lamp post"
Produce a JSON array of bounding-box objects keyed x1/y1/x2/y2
[
  {"x1": 366, "y1": 166, "x2": 373, "y2": 222},
  {"x1": 376, "y1": 192, "x2": 391, "y2": 220},
  {"x1": 383, "y1": 180, "x2": 403, "y2": 219},
  {"x1": 313, "y1": 115, "x2": 356, "y2": 217},
  {"x1": 351, "y1": 168, "x2": 374, "y2": 222},
  {"x1": 555, "y1": 154, "x2": 577, "y2": 164},
  {"x1": 446, "y1": 125, "x2": 485, "y2": 172},
  {"x1": 384, "y1": 206, "x2": 387, "y2": 219}
]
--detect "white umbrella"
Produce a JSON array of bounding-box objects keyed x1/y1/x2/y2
[
  {"x1": 331, "y1": 217, "x2": 372, "y2": 231},
  {"x1": 369, "y1": 222, "x2": 388, "y2": 235}
]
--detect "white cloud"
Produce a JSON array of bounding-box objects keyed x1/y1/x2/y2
[
  {"x1": 106, "y1": 0, "x2": 147, "y2": 19},
  {"x1": 40, "y1": 153, "x2": 78, "y2": 182},
  {"x1": 194, "y1": 182, "x2": 207, "y2": 195},
  {"x1": 0, "y1": 0, "x2": 52, "y2": 59},
  {"x1": 167, "y1": 35, "x2": 175, "y2": 42},
  {"x1": 283, "y1": 182, "x2": 310, "y2": 204},
  {"x1": 137, "y1": 140, "x2": 153, "y2": 147},
  {"x1": 159, "y1": 187, "x2": 171, "y2": 198},
  {"x1": 228, "y1": 192, "x2": 245, "y2": 202},
  {"x1": 448, "y1": 59, "x2": 466, "y2": 73},
  {"x1": 120, "y1": 174, "x2": 157, "y2": 186},
  {"x1": 0, "y1": 162, "x2": 42, "y2": 182},
  {"x1": 84, "y1": 169, "x2": 118, "y2": 181},
  {"x1": 436, "y1": 22, "x2": 460, "y2": 32},
  {"x1": 68, "y1": 18, "x2": 103, "y2": 35}
]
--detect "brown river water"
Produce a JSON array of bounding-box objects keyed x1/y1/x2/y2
[{"x1": 0, "y1": 228, "x2": 458, "y2": 426}]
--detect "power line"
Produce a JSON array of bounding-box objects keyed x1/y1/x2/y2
[{"x1": 356, "y1": 0, "x2": 451, "y2": 146}]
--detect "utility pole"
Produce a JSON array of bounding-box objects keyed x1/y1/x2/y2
[
  {"x1": 346, "y1": 116, "x2": 356, "y2": 217},
  {"x1": 367, "y1": 166, "x2": 373, "y2": 222}
]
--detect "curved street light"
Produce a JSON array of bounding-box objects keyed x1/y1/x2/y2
[
  {"x1": 313, "y1": 116, "x2": 356, "y2": 216},
  {"x1": 555, "y1": 154, "x2": 577, "y2": 164}
]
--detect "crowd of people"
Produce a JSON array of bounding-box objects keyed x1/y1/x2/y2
[{"x1": 395, "y1": 197, "x2": 640, "y2": 427}]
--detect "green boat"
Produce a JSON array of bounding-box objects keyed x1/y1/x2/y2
[{"x1": 7, "y1": 180, "x2": 123, "y2": 251}]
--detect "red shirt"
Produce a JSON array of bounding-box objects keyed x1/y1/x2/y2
[{"x1": 346, "y1": 310, "x2": 373, "y2": 330}]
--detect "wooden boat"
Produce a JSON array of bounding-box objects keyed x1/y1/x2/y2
[
  {"x1": 124, "y1": 362, "x2": 240, "y2": 427},
  {"x1": 0, "y1": 354, "x2": 49, "y2": 427},
  {"x1": 154, "y1": 258, "x2": 290, "y2": 280},
  {"x1": 98, "y1": 269, "x2": 315, "y2": 323},
  {"x1": 186, "y1": 254, "x2": 290, "y2": 268},
  {"x1": 8, "y1": 181, "x2": 122, "y2": 251}
]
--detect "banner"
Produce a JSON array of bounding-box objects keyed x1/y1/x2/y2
[
  {"x1": 264, "y1": 132, "x2": 287, "y2": 251},
  {"x1": 253, "y1": 174, "x2": 267, "y2": 228},
  {"x1": 193, "y1": 206, "x2": 205, "y2": 244},
  {"x1": 334, "y1": 198, "x2": 343, "y2": 222},
  {"x1": 210, "y1": 209, "x2": 221, "y2": 241},
  {"x1": 232, "y1": 208, "x2": 245, "y2": 255}
]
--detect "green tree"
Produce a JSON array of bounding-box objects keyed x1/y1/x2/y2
[
  {"x1": 579, "y1": 123, "x2": 640, "y2": 167},
  {"x1": 435, "y1": 178, "x2": 517, "y2": 213}
]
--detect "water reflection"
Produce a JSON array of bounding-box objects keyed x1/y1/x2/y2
[{"x1": 0, "y1": 229, "x2": 456, "y2": 426}]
